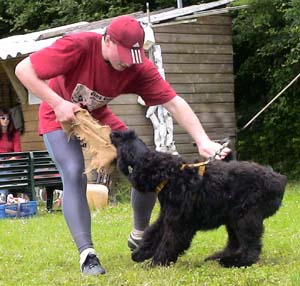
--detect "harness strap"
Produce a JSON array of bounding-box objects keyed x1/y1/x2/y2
[
  {"x1": 180, "y1": 161, "x2": 208, "y2": 176},
  {"x1": 155, "y1": 179, "x2": 169, "y2": 194},
  {"x1": 155, "y1": 161, "x2": 208, "y2": 194}
]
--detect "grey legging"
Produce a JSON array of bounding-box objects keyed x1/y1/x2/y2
[{"x1": 43, "y1": 129, "x2": 156, "y2": 253}]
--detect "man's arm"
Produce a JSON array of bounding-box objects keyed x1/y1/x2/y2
[
  {"x1": 163, "y1": 95, "x2": 231, "y2": 159},
  {"x1": 15, "y1": 57, "x2": 79, "y2": 123}
]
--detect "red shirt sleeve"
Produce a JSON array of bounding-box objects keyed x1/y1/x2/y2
[
  {"x1": 131, "y1": 60, "x2": 177, "y2": 106},
  {"x1": 30, "y1": 34, "x2": 86, "y2": 80}
]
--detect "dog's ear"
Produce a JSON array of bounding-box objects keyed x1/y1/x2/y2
[
  {"x1": 117, "y1": 159, "x2": 130, "y2": 176},
  {"x1": 117, "y1": 154, "x2": 134, "y2": 176}
]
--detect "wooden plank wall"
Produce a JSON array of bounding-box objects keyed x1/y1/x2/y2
[
  {"x1": 3, "y1": 14, "x2": 236, "y2": 181},
  {"x1": 21, "y1": 104, "x2": 44, "y2": 150}
]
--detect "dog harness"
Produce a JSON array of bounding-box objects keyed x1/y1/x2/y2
[
  {"x1": 154, "y1": 161, "x2": 207, "y2": 194},
  {"x1": 154, "y1": 140, "x2": 230, "y2": 194}
]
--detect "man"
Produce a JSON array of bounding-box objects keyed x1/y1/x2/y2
[{"x1": 15, "y1": 15, "x2": 231, "y2": 275}]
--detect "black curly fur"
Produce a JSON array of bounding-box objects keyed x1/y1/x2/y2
[{"x1": 110, "y1": 130, "x2": 287, "y2": 268}]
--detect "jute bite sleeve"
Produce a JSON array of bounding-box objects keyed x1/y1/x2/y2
[{"x1": 61, "y1": 108, "x2": 117, "y2": 172}]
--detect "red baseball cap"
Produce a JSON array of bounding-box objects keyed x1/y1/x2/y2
[{"x1": 106, "y1": 15, "x2": 146, "y2": 65}]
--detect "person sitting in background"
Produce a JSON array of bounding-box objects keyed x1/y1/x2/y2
[
  {"x1": 0, "y1": 108, "x2": 21, "y2": 153},
  {"x1": 0, "y1": 108, "x2": 22, "y2": 203}
]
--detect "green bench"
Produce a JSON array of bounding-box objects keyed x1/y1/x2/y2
[
  {"x1": 0, "y1": 151, "x2": 33, "y2": 200},
  {"x1": 0, "y1": 150, "x2": 63, "y2": 210},
  {"x1": 30, "y1": 150, "x2": 63, "y2": 211}
]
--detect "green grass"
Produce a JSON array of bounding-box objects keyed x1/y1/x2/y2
[{"x1": 1, "y1": 183, "x2": 300, "y2": 286}]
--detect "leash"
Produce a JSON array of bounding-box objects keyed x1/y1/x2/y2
[{"x1": 240, "y1": 72, "x2": 300, "y2": 132}]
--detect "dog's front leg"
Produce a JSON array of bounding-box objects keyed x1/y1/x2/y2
[
  {"x1": 152, "y1": 219, "x2": 196, "y2": 266},
  {"x1": 132, "y1": 215, "x2": 164, "y2": 263}
]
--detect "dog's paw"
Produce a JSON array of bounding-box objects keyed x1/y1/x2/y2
[
  {"x1": 131, "y1": 249, "x2": 149, "y2": 263},
  {"x1": 151, "y1": 255, "x2": 177, "y2": 267},
  {"x1": 218, "y1": 256, "x2": 240, "y2": 268},
  {"x1": 218, "y1": 255, "x2": 255, "y2": 268},
  {"x1": 204, "y1": 251, "x2": 224, "y2": 261},
  {"x1": 151, "y1": 259, "x2": 169, "y2": 267}
]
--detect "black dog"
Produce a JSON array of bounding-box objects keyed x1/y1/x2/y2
[{"x1": 110, "y1": 130, "x2": 287, "y2": 268}]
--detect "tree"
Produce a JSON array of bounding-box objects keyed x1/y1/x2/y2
[
  {"x1": 0, "y1": 0, "x2": 208, "y2": 38},
  {"x1": 232, "y1": 0, "x2": 300, "y2": 178}
]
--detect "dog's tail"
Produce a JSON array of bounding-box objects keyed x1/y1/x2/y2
[{"x1": 262, "y1": 171, "x2": 287, "y2": 218}]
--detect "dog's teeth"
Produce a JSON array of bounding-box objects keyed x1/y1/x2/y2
[{"x1": 128, "y1": 166, "x2": 133, "y2": 174}]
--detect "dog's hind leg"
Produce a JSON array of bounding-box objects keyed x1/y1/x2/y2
[
  {"x1": 151, "y1": 222, "x2": 197, "y2": 266},
  {"x1": 219, "y1": 211, "x2": 264, "y2": 268},
  {"x1": 205, "y1": 223, "x2": 240, "y2": 262},
  {"x1": 132, "y1": 216, "x2": 164, "y2": 263}
]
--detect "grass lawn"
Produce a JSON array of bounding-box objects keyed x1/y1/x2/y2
[{"x1": 1, "y1": 182, "x2": 300, "y2": 286}]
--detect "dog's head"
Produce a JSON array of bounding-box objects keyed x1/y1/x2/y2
[{"x1": 110, "y1": 129, "x2": 149, "y2": 176}]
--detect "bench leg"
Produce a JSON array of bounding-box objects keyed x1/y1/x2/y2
[{"x1": 46, "y1": 188, "x2": 54, "y2": 212}]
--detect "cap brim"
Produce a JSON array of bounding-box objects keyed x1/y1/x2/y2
[{"x1": 117, "y1": 44, "x2": 145, "y2": 65}]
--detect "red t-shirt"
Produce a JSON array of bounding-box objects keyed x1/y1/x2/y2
[
  {"x1": 0, "y1": 132, "x2": 21, "y2": 153},
  {"x1": 30, "y1": 32, "x2": 176, "y2": 134}
]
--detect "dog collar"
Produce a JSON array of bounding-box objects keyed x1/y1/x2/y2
[{"x1": 154, "y1": 161, "x2": 207, "y2": 194}]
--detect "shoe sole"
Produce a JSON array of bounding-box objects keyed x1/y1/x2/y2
[
  {"x1": 82, "y1": 265, "x2": 106, "y2": 275},
  {"x1": 128, "y1": 236, "x2": 140, "y2": 251}
]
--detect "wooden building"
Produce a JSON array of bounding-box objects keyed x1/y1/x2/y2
[{"x1": 0, "y1": 0, "x2": 236, "y2": 181}]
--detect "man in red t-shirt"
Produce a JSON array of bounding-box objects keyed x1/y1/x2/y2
[{"x1": 15, "y1": 15, "x2": 231, "y2": 275}]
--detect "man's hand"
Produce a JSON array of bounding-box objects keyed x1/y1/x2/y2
[
  {"x1": 197, "y1": 139, "x2": 231, "y2": 160},
  {"x1": 53, "y1": 99, "x2": 81, "y2": 123}
]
